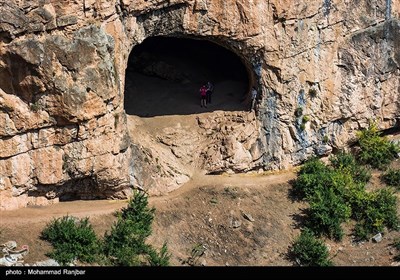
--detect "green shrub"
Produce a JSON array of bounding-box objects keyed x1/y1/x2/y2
[
  {"x1": 353, "y1": 189, "x2": 399, "y2": 240},
  {"x1": 298, "y1": 158, "x2": 328, "y2": 176},
  {"x1": 30, "y1": 102, "x2": 42, "y2": 112},
  {"x1": 302, "y1": 115, "x2": 310, "y2": 123},
  {"x1": 382, "y1": 169, "x2": 400, "y2": 189},
  {"x1": 353, "y1": 222, "x2": 370, "y2": 241},
  {"x1": 357, "y1": 122, "x2": 400, "y2": 169},
  {"x1": 309, "y1": 88, "x2": 317, "y2": 98},
  {"x1": 147, "y1": 242, "x2": 171, "y2": 266},
  {"x1": 41, "y1": 191, "x2": 170, "y2": 266},
  {"x1": 343, "y1": 182, "x2": 368, "y2": 220},
  {"x1": 102, "y1": 190, "x2": 170, "y2": 266},
  {"x1": 293, "y1": 155, "x2": 397, "y2": 241},
  {"x1": 307, "y1": 187, "x2": 351, "y2": 241},
  {"x1": 295, "y1": 107, "x2": 303, "y2": 117},
  {"x1": 295, "y1": 158, "x2": 351, "y2": 240},
  {"x1": 293, "y1": 158, "x2": 330, "y2": 198},
  {"x1": 292, "y1": 149, "x2": 399, "y2": 244},
  {"x1": 294, "y1": 158, "x2": 351, "y2": 200},
  {"x1": 291, "y1": 229, "x2": 332, "y2": 266},
  {"x1": 330, "y1": 152, "x2": 371, "y2": 184},
  {"x1": 41, "y1": 216, "x2": 99, "y2": 265}
]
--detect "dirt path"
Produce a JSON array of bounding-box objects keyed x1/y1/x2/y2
[
  {"x1": 150, "y1": 170, "x2": 297, "y2": 202},
  {"x1": 0, "y1": 171, "x2": 299, "y2": 265},
  {"x1": 0, "y1": 171, "x2": 296, "y2": 224},
  {"x1": 0, "y1": 200, "x2": 128, "y2": 225}
]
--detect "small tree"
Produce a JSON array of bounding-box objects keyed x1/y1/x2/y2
[
  {"x1": 41, "y1": 216, "x2": 99, "y2": 265},
  {"x1": 382, "y1": 169, "x2": 400, "y2": 189},
  {"x1": 357, "y1": 122, "x2": 399, "y2": 169},
  {"x1": 330, "y1": 152, "x2": 371, "y2": 184},
  {"x1": 353, "y1": 188, "x2": 398, "y2": 240},
  {"x1": 291, "y1": 229, "x2": 332, "y2": 266},
  {"x1": 41, "y1": 191, "x2": 170, "y2": 266},
  {"x1": 307, "y1": 187, "x2": 351, "y2": 241},
  {"x1": 102, "y1": 190, "x2": 170, "y2": 266},
  {"x1": 293, "y1": 158, "x2": 330, "y2": 198}
]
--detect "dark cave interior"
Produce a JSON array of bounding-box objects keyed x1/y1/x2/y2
[{"x1": 124, "y1": 36, "x2": 250, "y2": 117}]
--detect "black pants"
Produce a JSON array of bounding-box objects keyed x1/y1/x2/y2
[{"x1": 206, "y1": 91, "x2": 212, "y2": 103}]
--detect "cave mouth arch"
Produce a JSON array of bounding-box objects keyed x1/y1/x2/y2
[{"x1": 124, "y1": 36, "x2": 251, "y2": 117}]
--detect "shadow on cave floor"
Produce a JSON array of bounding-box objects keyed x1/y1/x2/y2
[
  {"x1": 124, "y1": 37, "x2": 249, "y2": 117},
  {"x1": 124, "y1": 72, "x2": 248, "y2": 117}
]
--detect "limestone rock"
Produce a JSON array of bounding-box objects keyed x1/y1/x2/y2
[{"x1": 0, "y1": 0, "x2": 399, "y2": 209}]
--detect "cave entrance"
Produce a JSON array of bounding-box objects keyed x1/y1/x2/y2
[{"x1": 124, "y1": 36, "x2": 250, "y2": 117}]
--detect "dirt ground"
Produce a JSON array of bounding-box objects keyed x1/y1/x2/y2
[{"x1": 1, "y1": 166, "x2": 399, "y2": 266}]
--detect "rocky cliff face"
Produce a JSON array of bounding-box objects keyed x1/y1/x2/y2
[{"x1": 1, "y1": 0, "x2": 399, "y2": 210}]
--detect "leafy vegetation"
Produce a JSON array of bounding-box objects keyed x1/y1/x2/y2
[
  {"x1": 382, "y1": 169, "x2": 400, "y2": 189},
  {"x1": 293, "y1": 151, "x2": 398, "y2": 242},
  {"x1": 308, "y1": 88, "x2": 317, "y2": 98},
  {"x1": 307, "y1": 186, "x2": 351, "y2": 241},
  {"x1": 295, "y1": 107, "x2": 303, "y2": 117},
  {"x1": 293, "y1": 157, "x2": 330, "y2": 199},
  {"x1": 329, "y1": 152, "x2": 371, "y2": 184},
  {"x1": 30, "y1": 102, "x2": 42, "y2": 112},
  {"x1": 356, "y1": 122, "x2": 399, "y2": 170},
  {"x1": 353, "y1": 189, "x2": 398, "y2": 240},
  {"x1": 291, "y1": 229, "x2": 332, "y2": 266},
  {"x1": 41, "y1": 191, "x2": 170, "y2": 266},
  {"x1": 102, "y1": 190, "x2": 170, "y2": 266},
  {"x1": 41, "y1": 216, "x2": 99, "y2": 265}
]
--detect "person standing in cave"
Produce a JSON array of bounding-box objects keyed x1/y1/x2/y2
[
  {"x1": 250, "y1": 86, "x2": 258, "y2": 112},
  {"x1": 200, "y1": 84, "x2": 208, "y2": 108},
  {"x1": 206, "y1": 81, "x2": 214, "y2": 104}
]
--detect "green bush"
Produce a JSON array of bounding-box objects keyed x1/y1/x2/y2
[
  {"x1": 329, "y1": 152, "x2": 371, "y2": 184},
  {"x1": 291, "y1": 229, "x2": 332, "y2": 266},
  {"x1": 147, "y1": 242, "x2": 171, "y2": 266},
  {"x1": 353, "y1": 189, "x2": 399, "y2": 240},
  {"x1": 294, "y1": 158, "x2": 330, "y2": 198},
  {"x1": 307, "y1": 187, "x2": 351, "y2": 241},
  {"x1": 295, "y1": 107, "x2": 303, "y2": 117},
  {"x1": 343, "y1": 182, "x2": 368, "y2": 220},
  {"x1": 102, "y1": 190, "x2": 170, "y2": 266},
  {"x1": 353, "y1": 222, "x2": 370, "y2": 241},
  {"x1": 302, "y1": 115, "x2": 310, "y2": 123},
  {"x1": 382, "y1": 169, "x2": 400, "y2": 189},
  {"x1": 308, "y1": 88, "x2": 317, "y2": 98},
  {"x1": 41, "y1": 216, "x2": 99, "y2": 265},
  {"x1": 41, "y1": 191, "x2": 170, "y2": 266},
  {"x1": 298, "y1": 158, "x2": 329, "y2": 176},
  {"x1": 357, "y1": 122, "x2": 400, "y2": 169},
  {"x1": 294, "y1": 158, "x2": 352, "y2": 240},
  {"x1": 294, "y1": 154, "x2": 398, "y2": 242},
  {"x1": 295, "y1": 158, "x2": 352, "y2": 199}
]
